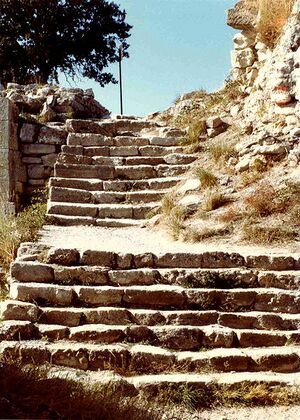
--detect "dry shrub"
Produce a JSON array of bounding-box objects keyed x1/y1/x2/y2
[
  {"x1": 161, "y1": 193, "x2": 178, "y2": 216},
  {"x1": 238, "y1": 171, "x2": 263, "y2": 188},
  {"x1": 183, "y1": 225, "x2": 231, "y2": 242},
  {"x1": 257, "y1": 0, "x2": 295, "y2": 48},
  {"x1": 180, "y1": 119, "x2": 207, "y2": 152},
  {"x1": 241, "y1": 221, "x2": 297, "y2": 244},
  {"x1": 193, "y1": 167, "x2": 218, "y2": 188},
  {"x1": 0, "y1": 201, "x2": 47, "y2": 296},
  {"x1": 218, "y1": 205, "x2": 239, "y2": 223},
  {"x1": 244, "y1": 180, "x2": 300, "y2": 217},
  {"x1": 165, "y1": 206, "x2": 186, "y2": 240},
  {"x1": 209, "y1": 141, "x2": 237, "y2": 165},
  {"x1": 0, "y1": 363, "x2": 160, "y2": 420},
  {"x1": 244, "y1": 181, "x2": 277, "y2": 217},
  {"x1": 202, "y1": 190, "x2": 231, "y2": 212},
  {"x1": 154, "y1": 382, "x2": 300, "y2": 410}
]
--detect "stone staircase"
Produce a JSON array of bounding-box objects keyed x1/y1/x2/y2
[
  {"x1": 47, "y1": 117, "x2": 195, "y2": 227},
  {"x1": 0, "y1": 115, "x2": 299, "y2": 398},
  {"x1": 1, "y1": 244, "x2": 300, "y2": 394}
]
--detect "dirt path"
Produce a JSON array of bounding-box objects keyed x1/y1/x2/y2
[{"x1": 39, "y1": 225, "x2": 300, "y2": 257}]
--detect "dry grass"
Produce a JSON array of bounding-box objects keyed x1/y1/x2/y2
[
  {"x1": 244, "y1": 180, "x2": 300, "y2": 217},
  {"x1": 255, "y1": 0, "x2": 295, "y2": 48},
  {"x1": 209, "y1": 141, "x2": 237, "y2": 165},
  {"x1": 193, "y1": 167, "x2": 219, "y2": 188},
  {"x1": 238, "y1": 171, "x2": 264, "y2": 188},
  {"x1": 202, "y1": 190, "x2": 231, "y2": 212},
  {"x1": 0, "y1": 363, "x2": 160, "y2": 420},
  {"x1": 183, "y1": 224, "x2": 231, "y2": 242},
  {"x1": 241, "y1": 220, "x2": 297, "y2": 244},
  {"x1": 154, "y1": 382, "x2": 300, "y2": 410},
  {"x1": 165, "y1": 206, "x2": 186, "y2": 240},
  {"x1": 180, "y1": 119, "x2": 207, "y2": 152},
  {"x1": 0, "y1": 200, "x2": 47, "y2": 296},
  {"x1": 239, "y1": 180, "x2": 300, "y2": 244},
  {"x1": 161, "y1": 193, "x2": 179, "y2": 215}
]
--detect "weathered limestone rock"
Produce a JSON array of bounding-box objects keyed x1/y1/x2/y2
[
  {"x1": 227, "y1": 1, "x2": 257, "y2": 31},
  {"x1": 231, "y1": 48, "x2": 255, "y2": 69}
]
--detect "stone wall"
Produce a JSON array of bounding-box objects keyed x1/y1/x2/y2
[
  {"x1": 0, "y1": 98, "x2": 23, "y2": 212},
  {"x1": 227, "y1": 1, "x2": 271, "y2": 91},
  {"x1": 19, "y1": 121, "x2": 68, "y2": 199}
]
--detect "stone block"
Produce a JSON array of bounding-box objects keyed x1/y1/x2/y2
[
  {"x1": 51, "y1": 346, "x2": 89, "y2": 370},
  {"x1": 10, "y1": 261, "x2": 54, "y2": 282},
  {"x1": 47, "y1": 247, "x2": 80, "y2": 265},
  {"x1": 108, "y1": 269, "x2": 157, "y2": 286},
  {"x1": 38, "y1": 126, "x2": 67, "y2": 145},
  {"x1": 153, "y1": 327, "x2": 203, "y2": 350},
  {"x1": 10, "y1": 283, "x2": 74, "y2": 306},
  {"x1": 123, "y1": 286, "x2": 185, "y2": 309},
  {"x1": 27, "y1": 164, "x2": 45, "y2": 179},
  {"x1": 0, "y1": 320, "x2": 39, "y2": 340},
  {"x1": 0, "y1": 300, "x2": 38, "y2": 322},
  {"x1": 20, "y1": 123, "x2": 36, "y2": 143},
  {"x1": 54, "y1": 266, "x2": 108, "y2": 285},
  {"x1": 89, "y1": 345, "x2": 130, "y2": 370},
  {"x1": 41, "y1": 308, "x2": 82, "y2": 327},
  {"x1": 41, "y1": 153, "x2": 58, "y2": 167},
  {"x1": 74, "y1": 286, "x2": 123, "y2": 306},
  {"x1": 22, "y1": 144, "x2": 56, "y2": 155},
  {"x1": 81, "y1": 250, "x2": 116, "y2": 267},
  {"x1": 69, "y1": 325, "x2": 126, "y2": 344}
]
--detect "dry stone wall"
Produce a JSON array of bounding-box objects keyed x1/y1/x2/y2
[{"x1": 0, "y1": 84, "x2": 109, "y2": 211}]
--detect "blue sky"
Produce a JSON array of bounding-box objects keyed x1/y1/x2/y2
[{"x1": 60, "y1": 0, "x2": 236, "y2": 116}]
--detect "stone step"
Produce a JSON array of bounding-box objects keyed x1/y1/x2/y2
[
  {"x1": 1, "y1": 319, "x2": 299, "y2": 349},
  {"x1": 10, "y1": 263, "x2": 300, "y2": 290},
  {"x1": 15, "y1": 247, "x2": 300, "y2": 271},
  {"x1": 67, "y1": 130, "x2": 180, "y2": 147},
  {"x1": 62, "y1": 145, "x2": 186, "y2": 157},
  {"x1": 57, "y1": 153, "x2": 195, "y2": 166},
  {"x1": 49, "y1": 187, "x2": 166, "y2": 204},
  {"x1": 1, "y1": 340, "x2": 299, "y2": 375},
  {"x1": 46, "y1": 214, "x2": 97, "y2": 226},
  {"x1": 47, "y1": 215, "x2": 143, "y2": 227},
  {"x1": 66, "y1": 119, "x2": 160, "y2": 136},
  {"x1": 127, "y1": 372, "x2": 300, "y2": 394},
  {"x1": 49, "y1": 176, "x2": 181, "y2": 192},
  {"x1": 47, "y1": 202, "x2": 159, "y2": 219},
  {"x1": 2, "y1": 301, "x2": 300, "y2": 331},
  {"x1": 9, "y1": 283, "x2": 300, "y2": 313},
  {"x1": 54, "y1": 163, "x2": 190, "y2": 179},
  {"x1": 95, "y1": 218, "x2": 144, "y2": 228}
]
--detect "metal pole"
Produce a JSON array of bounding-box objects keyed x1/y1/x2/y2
[{"x1": 119, "y1": 45, "x2": 123, "y2": 115}]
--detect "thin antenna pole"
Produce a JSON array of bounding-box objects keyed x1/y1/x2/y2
[{"x1": 119, "y1": 45, "x2": 123, "y2": 115}]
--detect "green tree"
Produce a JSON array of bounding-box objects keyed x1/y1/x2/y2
[{"x1": 0, "y1": 0, "x2": 132, "y2": 86}]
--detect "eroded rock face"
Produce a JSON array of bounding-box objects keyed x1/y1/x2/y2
[{"x1": 227, "y1": 0, "x2": 257, "y2": 31}]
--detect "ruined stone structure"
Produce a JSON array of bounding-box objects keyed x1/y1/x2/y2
[
  {"x1": 0, "y1": 84, "x2": 108, "y2": 211},
  {"x1": 0, "y1": 0, "x2": 299, "y2": 401}
]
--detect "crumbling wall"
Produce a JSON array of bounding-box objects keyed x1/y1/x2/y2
[{"x1": 0, "y1": 84, "x2": 109, "y2": 211}]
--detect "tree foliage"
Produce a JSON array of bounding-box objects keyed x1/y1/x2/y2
[{"x1": 0, "y1": 0, "x2": 132, "y2": 86}]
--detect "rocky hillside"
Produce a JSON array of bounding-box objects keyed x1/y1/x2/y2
[{"x1": 151, "y1": 0, "x2": 300, "y2": 247}]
